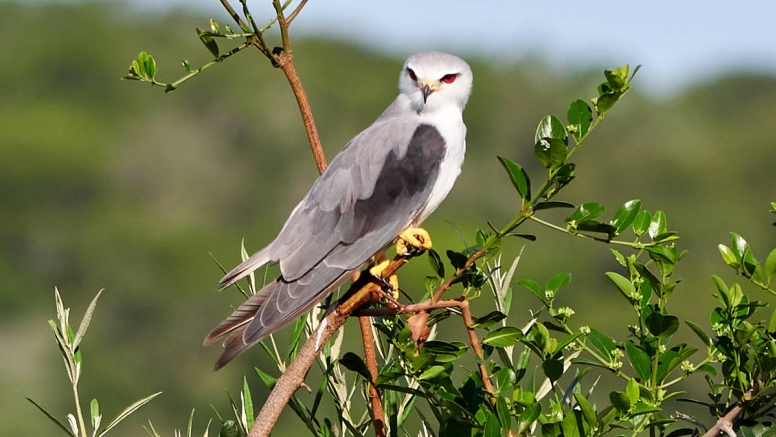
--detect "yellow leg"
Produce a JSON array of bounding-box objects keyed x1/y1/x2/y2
[
  {"x1": 396, "y1": 227, "x2": 432, "y2": 256},
  {"x1": 369, "y1": 256, "x2": 400, "y2": 299}
]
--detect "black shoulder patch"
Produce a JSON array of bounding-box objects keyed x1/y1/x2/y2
[{"x1": 353, "y1": 124, "x2": 446, "y2": 222}]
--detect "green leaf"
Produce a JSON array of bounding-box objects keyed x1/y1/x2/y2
[
  {"x1": 568, "y1": 202, "x2": 606, "y2": 223},
  {"x1": 645, "y1": 313, "x2": 679, "y2": 338},
  {"x1": 418, "y1": 365, "x2": 446, "y2": 381},
  {"x1": 534, "y1": 201, "x2": 575, "y2": 211},
  {"x1": 624, "y1": 341, "x2": 651, "y2": 381},
  {"x1": 219, "y1": 420, "x2": 240, "y2": 437},
  {"x1": 573, "y1": 392, "x2": 597, "y2": 426},
  {"x1": 605, "y1": 272, "x2": 636, "y2": 300},
  {"x1": 546, "y1": 272, "x2": 571, "y2": 294},
  {"x1": 632, "y1": 210, "x2": 651, "y2": 237},
  {"x1": 685, "y1": 320, "x2": 712, "y2": 347},
  {"x1": 535, "y1": 138, "x2": 567, "y2": 169},
  {"x1": 25, "y1": 397, "x2": 76, "y2": 437},
  {"x1": 196, "y1": 28, "x2": 220, "y2": 58},
  {"x1": 609, "y1": 391, "x2": 631, "y2": 412},
  {"x1": 255, "y1": 367, "x2": 277, "y2": 388},
  {"x1": 483, "y1": 411, "x2": 501, "y2": 437},
  {"x1": 518, "y1": 402, "x2": 541, "y2": 431},
  {"x1": 587, "y1": 328, "x2": 616, "y2": 360},
  {"x1": 535, "y1": 115, "x2": 568, "y2": 144},
  {"x1": 731, "y1": 232, "x2": 749, "y2": 261},
  {"x1": 498, "y1": 156, "x2": 531, "y2": 200},
  {"x1": 718, "y1": 244, "x2": 739, "y2": 268},
  {"x1": 242, "y1": 376, "x2": 254, "y2": 430},
  {"x1": 567, "y1": 100, "x2": 593, "y2": 140},
  {"x1": 648, "y1": 210, "x2": 667, "y2": 240},
  {"x1": 209, "y1": 18, "x2": 220, "y2": 33},
  {"x1": 769, "y1": 306, "x2": 776, "y2": 333},
  {"x1": 90, "y1": 398, "x2": 100, "y2": 428},
  {"x1": 610, "y1": 200, "x2": 642, "y2": 235},
  {"x1": 446, "y1": 250, "x2": 468, "y2": 270},
  {"x1": 428, "y1": 249, "x2": 445, "y2": 278},
  {"x1": 339, "y1": 352, "x2": 372, "y2": 380},
  {"x1": 483, "y1": 326, "x2": 523, "y2": 347},
  {"x1": 626, "y1": 378, "x2": 639, "y2": 405},
  {"x1": 496, "y1": 397, "x2": 511, "y2": 431},
  {"x1": 576, "y1": 220, "x2": 617, "y2": 239},
  {"x1": 472, "y1": 311, "x2": 507, "y2": 329},
  {"x1": 605, "y1": 65, "x2": 628, "y2": 90},
  {"x1": 764, "y1": 248, "x2": 776, "y2": 282},
  {"x1": 518, "y1": 279, "x2": 544, "y2": 302},
  {"x1": 182, "y1": 59, "x2": 191, "y2": 72},
  {"x1": 98, "y1": 392, "x2": 162, "y2": 436},
  {"x1": 542, "y1": 357, "x2": 564, "y2": 381}
]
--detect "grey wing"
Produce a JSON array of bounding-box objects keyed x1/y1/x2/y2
[
  {"x1": 272, "y1": 121, "x2": 448, "y2": 280},
  {"x1": 207, "y1": 122, "x2": 447, "y2": 368}
]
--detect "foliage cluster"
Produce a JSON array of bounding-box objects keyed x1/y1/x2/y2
[{"x1": 8, "y1": 1, "x2": 776, "y2": 437}]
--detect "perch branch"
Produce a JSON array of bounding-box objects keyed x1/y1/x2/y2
[
  {"x1": 701, "y1": 382, "x2": 762, "y2": 437},
  {"x1": 359, "y1": 316, "x2": 386, "y2": 437},
  {"x1": 248, "y1": 256, "x2": 410, "y2": 437}
]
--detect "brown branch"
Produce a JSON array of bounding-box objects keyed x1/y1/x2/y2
[
  {"x1": 219, "y1": 0, "x2": 248, "y2": 31},
  {"x1": 359, "y1": 316, "x2": 386, "y2": 437},
  {"x1": 248, "y1": 256, "x2": 409, "y2": 437},
  {"x1": 431, "y1": 248, "x2": 486, "y2": 303},
  {"x1": 459, "y1": 299, "x2": 496, "y2": 400},
  {"x1": 357, "y1": 297, "x2": 496, "y2": 401},
  {"x1": 702, "y1": 382, "x2": 762, "y2": 437},
  {"x1": 275, "y1": 53, "x2": 327, "y2": 173},
  {"x1": 287, "y1": 0, "x2": 308, "y2": 24}
]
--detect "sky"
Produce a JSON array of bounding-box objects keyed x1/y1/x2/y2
[{"x1": 124, "y1": 0, "x2": 776, "y2": 96}]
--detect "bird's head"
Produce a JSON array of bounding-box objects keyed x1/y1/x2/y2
[{"x1": 399, "y1": 52, "x2": 473, "y2": 114}]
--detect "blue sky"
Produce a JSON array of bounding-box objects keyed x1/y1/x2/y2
[{"x1": 127, "y1": 0, "x2": 775, "y2": 97}]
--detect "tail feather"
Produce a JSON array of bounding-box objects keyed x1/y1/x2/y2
[
  {"x1": 219, "y1": 247, "x2": 273, "y2": 290},
  {"x1": 203, "y1": 290, "x2": 269, "y2": 346}
]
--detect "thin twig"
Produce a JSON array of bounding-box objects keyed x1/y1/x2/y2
[
  {"x1": 287, "y1": 0, "x2": 308, "y2": 24},
  {"x1": 357, "y1": 298, "x2": 496, "y2": 400},
  {"x1": 360, "y1": 316, "x2": 387, "y2": 437},
  {"x1": 219, "y1": 0, "x2": 248, "y2": 31}
]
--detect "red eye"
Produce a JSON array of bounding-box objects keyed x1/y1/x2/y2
[
  {"x1": 406, "y1": 68, "x2": 417, "y2": 81},
  {"x1": 441, "y1": 74, "x2": 457, "y2": 84}
]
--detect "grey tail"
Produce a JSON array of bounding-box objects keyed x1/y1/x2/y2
[{"x1": 219, "y1": 246, "x2": 273, "y2": 290}]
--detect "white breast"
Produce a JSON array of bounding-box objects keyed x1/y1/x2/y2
[{"x1": 414, "y1": 106, "x2": 467, "y2": 225}]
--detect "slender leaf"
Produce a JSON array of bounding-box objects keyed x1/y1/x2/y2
[
  {"x1": 428, "y1": 249, "x2": 445, "y2": 278},
  {"x1": 546, "y1": 272, "x2": 571, "y2": 294},
  {"x1": 483, "y1": 326, "x2": 523, "y2": 347},
  {"x1": 685, "y1": 320, "x2": 712, "y2": 347},
  {"x1": 98, "y1": 392, "x2": 162, "y2": 436},
  {"x1": 534, "y1": 201, "x2": 575, "y2": 211},
  {"x1": 605, "y1": 272, "x2": 636, "y2": 300},
  {"x1": 74, "y1": 289, "x2": 103, "y2": 349},
  {"x1": 25, "y1": 397, "x2": 76, "y2": 437}
]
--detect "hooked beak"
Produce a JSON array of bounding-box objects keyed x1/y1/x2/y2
[{"x1": 421, "y1": 82, "x2": 435, "y2": 103}]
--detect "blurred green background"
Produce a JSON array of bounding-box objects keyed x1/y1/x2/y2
[{"x1": 2, "y1": 1, "x2": 776, "y2": 435}]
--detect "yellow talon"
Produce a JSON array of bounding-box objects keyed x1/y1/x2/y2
[
  {"x1": 369, "y1": 256, "x2": 400, "y2": 299},
  {"x1": 396, "y1": 227, "x2": 432, "y2": 256}
]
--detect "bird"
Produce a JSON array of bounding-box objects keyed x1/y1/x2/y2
[{"x1": 204, "y1": 51, "x2": 473, "y2": 370}]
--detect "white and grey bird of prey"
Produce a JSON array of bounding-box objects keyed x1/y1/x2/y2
[{"x1": 204, "y1": 52, "x2": 473, "y2": 369}]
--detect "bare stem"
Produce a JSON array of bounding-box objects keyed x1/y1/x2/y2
[
  {"x1": 359, "y1": 316, "x2": 386, "y2": 437},
  {"x1": 701, "y1": 382, "x2": 761, "y2": 437}
]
